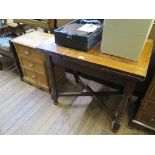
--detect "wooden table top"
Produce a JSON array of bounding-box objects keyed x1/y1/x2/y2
[
  {"x1": 37, "y1": 33, "x2": 153, "y2": 78},
  {"x1": 12, "y1": 31, "x2": 53, "y2": 48}
]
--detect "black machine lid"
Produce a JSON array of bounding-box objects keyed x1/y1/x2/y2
[{"x1": 57, "y1": 19, "x2": 103, "y2": 36}]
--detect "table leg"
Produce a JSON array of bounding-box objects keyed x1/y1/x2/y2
[
  {"x1": 50, "y1": 62, "x2": 58, "y2": 104},
  {"x1": 111, "y1": 80, "x2": 137, "y2": 132},
  {"x1": 10, "y1": 41, "x2": 23, "y2": 80},
  {"x1": 45, "y1": 55, "x2": 58, "y2": 104}
]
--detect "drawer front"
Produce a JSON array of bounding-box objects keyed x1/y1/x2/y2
[
  {"x1": 51, "y1": 53, "x2": 127, "y2": 85},
  {"x1": 20, "y1": 57, "x2": 45, "y2": 74},
  {"x1": 37, "y1": 73, "x2": 48, "y2": 87},
  {"x1": 51, "y1": 53, "x2": 99, "y2": 70},
  {"x1": 139, "y1": 112, "x2": 155, "y2": 127},
  {"x1": 23, "y1": 68, "x2": 37, "y2": 83},
  {"x1": 15, "y1": 44, "x2": 44, "y2": 63},
  {"x1": 143, "y1": 99, "x2": 155, "y2": 115},
  {"x1": 23, "y1": 68, "x2": 48, "y2": 89},
  {"x1": 148, "y1": 85, "x2": 155, "y2": 100}
]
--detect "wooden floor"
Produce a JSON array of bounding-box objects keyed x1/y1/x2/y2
[{"x1": 0, "y1": 67, "x2": 154, "y2": 135}]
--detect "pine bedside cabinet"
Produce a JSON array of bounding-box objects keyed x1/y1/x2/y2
[{"x1": 12, "y1": 31, "x2": 66, "y2": 92}]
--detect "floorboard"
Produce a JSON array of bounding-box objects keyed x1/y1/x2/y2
[{"x1": 0, "y1": 68, "x2": 154, "y2": 135}]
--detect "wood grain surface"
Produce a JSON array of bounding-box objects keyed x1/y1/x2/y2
[
  {"x1": 0, "y1": 68, "x2": 154, "y2": 135},
  {"x1": 37, "y1": 35, "x2": 153, "y2": 78}
]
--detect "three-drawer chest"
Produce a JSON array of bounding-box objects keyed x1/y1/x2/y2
[
  {"x1": 132, "y1": 75, "x2": 155, "y2": 131},
  {"x1": 12, "y1": 31, "x2": 66, "y2": 92}
]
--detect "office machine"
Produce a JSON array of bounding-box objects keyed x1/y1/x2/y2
[
  {"x1": 101, "y1": 19, "x2": 154, "y2": 61},
  {"x1": 54, "y1": 19, "x2": 103, "y2": 51}
]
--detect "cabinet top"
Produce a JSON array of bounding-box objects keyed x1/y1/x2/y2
[{"x1": 12, "y1": 31, "x2": 54, "y2": 49}]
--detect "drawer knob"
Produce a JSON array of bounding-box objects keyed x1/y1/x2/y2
[
  {"x1": 31, "y1": 75, "x2": 36, "y2": 79},
  {"x1": 28, "y1": 64, "x2": 34, "y2": 68},
  {"x1": 150, "y1": 118, "x2": 154, "y2": 122},
  {"x1": 25, "y1": 51, "x2": 30, "y2": 56}
]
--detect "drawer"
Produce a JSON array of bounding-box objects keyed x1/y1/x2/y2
[
  {"x1": 20, "y1": 57, "x2": 45, "y2": 74},
  {"x1": 51, "y1": 53, "x2": 126, "y2": 85},
  {"x1": 37, "y1": 73, "x2": 48, "y2": 87},
  {"x1": 22, "y1": 68, "x2": 37, "y2": 83},
  {"x1": 23, "y1": 68, "x2": 48, "y2": 88},
  {"x1": 139, "y1": 112, "x2": 155, "y2": 127},
  {"x1": 15, "y1": 44, "x2": 44, "y2": 63},
  {"x1": 51, "y1": 53, "x2": 99, "y2": 70},
  {"x1": 148, "y1": 85, "x2": 155, "y2": 100},
  {"x1": 143, "y1": 99, "x2": 155, "y2": 115}
]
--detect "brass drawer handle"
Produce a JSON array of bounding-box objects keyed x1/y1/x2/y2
[
  {"x1": 28, "y1": 64, "x2": 34, "y2": 68},
  {"x1": 25, "y1": 51, "x2": 30, "y2": 56},
  {"x1": 31, "y1": 75, "x2": 36, "y2": 79}
]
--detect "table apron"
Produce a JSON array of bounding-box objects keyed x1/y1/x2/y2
[{"x1": 48, "y1": 53, "x2": 142, "y2": 86}]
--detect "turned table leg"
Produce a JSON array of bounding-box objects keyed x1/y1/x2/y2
[
  {"x1": 45, "y1": 55, "x2": 58, "y2": 104},
  {"x1": 50, "y1": 62, "x2": 58, "y2": 104},
  {"x1": 111, "y1": 80, "x2": 137, "y2": 132}
]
